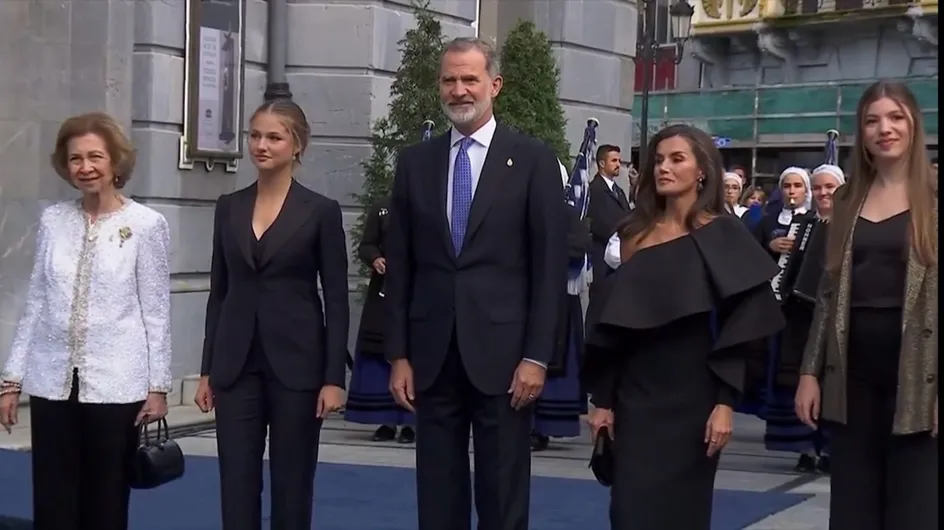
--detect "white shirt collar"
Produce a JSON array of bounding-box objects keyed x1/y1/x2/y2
[
  {"x1": 597, "y1": 174, "x2": 616, "y2": 191},
  {"x1": 450, "y1": 115, "x2": 497, "y2": 148}
]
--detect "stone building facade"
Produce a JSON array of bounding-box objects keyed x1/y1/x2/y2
[
  {"x1": 0, "y1": 0, "x2": 638, "y2": 400},
  {"x1": 635, "y1": 1, "x2": 938, "y2": 181}
]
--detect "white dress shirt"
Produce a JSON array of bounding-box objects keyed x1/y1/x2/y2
[
  {"x1": 1, "y1": 199, "x2": 173, "y2": 403},
  {"x1": 601, "y1": 175, "x2": 628, "y2": 270},
  {"x1": 604, "y1": 232, "x2": 622, "y2": 270},
  {"x1": 447, "y1": 116, "x2": 546, "y2": 370},
  {"x1": 446, "y1": 116, "x2": 497, "y2": 224},
  {"x1": 598, "y1": 174, "x2": 618, "y2": 194}
]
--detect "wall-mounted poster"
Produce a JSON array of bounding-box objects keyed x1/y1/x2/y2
[{"x1": 182, "y1": 0, "x2": 244, "y2": 165}]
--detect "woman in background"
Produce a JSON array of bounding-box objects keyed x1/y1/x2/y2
[
  {"x1": 746, "y1": 167, "x2": 828, "y2": 471},
  {"x1": 345, "y1": 197, "x2": 415, "y2": 444},
  {"x1": 774, "y1": 163, "x2": 847, "y2": 474},
  {"x1": 739, "y1": 186, "x2": 766, "y2": 229},
  {"x1": 796, "y1": 80, "x2": 937, "y2": 530},
  {"x1": 811, "y1": 164, "x2": 844, "y2": 220},
  {"x1": 741, "y1": 186, "x2": 766, "y2": 208},
  {"x1": 0, "y1": 112, "x2": 172, "y2": 530},
  {"x1": 584, "y1": 124, "x2": 783, "y2": 529},
  {"x1": 723, "y1": 172, "x2": 748, "y2": 217},
  {"x1": 532, "y1": 161, "x2": 590, "y2": 451},
  {"x1": 753, "y1": 167, "x2": 811, "y2": 257},
  {"x1": 194, "y1": 99, "x2": 350, "y2": 530}
]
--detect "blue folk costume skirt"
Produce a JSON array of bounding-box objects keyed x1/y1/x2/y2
[
  {"x1": 735, "y1": 328, "x2": 828, "y2": 455},
  {"x1": 760, "y1": 333, "x2": 828, "y2": 455},
  {"x1": 345, "y1": 273, "x2": 414, "y2": 426},
  {"x1": 533, "y1": 294, "x2": 587, "y2": 438},
  {"x1": 344, "y1": 351, "x2": 415, "y2": 426}
]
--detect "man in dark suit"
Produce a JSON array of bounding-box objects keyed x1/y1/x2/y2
[
  {"x1": 384, "y1": 37, "x2": 568, "y2": 530},
  {"x1": 587, "y1": 144, "x2": 630, "y2": 279}
]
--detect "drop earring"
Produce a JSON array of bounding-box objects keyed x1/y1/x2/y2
[{"x1": 697, "y1": 175, "x2": 705, "y2": 190}]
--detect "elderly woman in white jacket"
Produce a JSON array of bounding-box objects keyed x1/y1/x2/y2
[{"x1": 0, "y1": 113, "x2": 172, "y2": 530}]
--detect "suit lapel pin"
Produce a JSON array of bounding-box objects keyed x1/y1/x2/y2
[{"x1": 506, "y1": 158, "x2": 513, "y2": 167}]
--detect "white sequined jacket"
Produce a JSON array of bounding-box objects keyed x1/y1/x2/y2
[{"x1": 1, "y1": 200, "x2": 172, "y2": 403}]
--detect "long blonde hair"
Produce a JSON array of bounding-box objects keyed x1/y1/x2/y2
[{"x1": 825, "y1": 81, "x2": 937, "y2": 275}]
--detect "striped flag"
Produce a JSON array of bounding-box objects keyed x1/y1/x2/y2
[
  {"x1": 564, "y1": 118, "x2": 599, "y2": 295},
  {"x1": 825, "y1": 129, "x2": 839, "y2": 166}
]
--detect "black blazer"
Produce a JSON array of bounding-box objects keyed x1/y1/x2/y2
[
  {"x1": 384, "y1": 123, "x2": 569, "y2": 396},
  {"x1": 355, "y1": 197, "x2": 390, "y2": 355},
  {"x1": 201, "y1": 181, "x2": 350, "y2": 391},
  {"x1": 587, "y1": 175, "x2": 630, "y2": 283}
]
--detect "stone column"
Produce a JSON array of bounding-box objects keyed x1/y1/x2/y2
[
  {"x1": 480, "y1": 0, "x2": 638, "y2": 157},
  {"x1": 0, "y1": 0, "x2": 137, "y2": 366}
]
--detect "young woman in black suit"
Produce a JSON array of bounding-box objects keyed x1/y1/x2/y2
[{"x1": 193, "y1": 99, "x2": 350, "y2": 530}]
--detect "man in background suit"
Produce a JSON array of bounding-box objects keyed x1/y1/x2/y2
[
  {"x1": 384, "y1": 37, "x2": 568, "y2": 530},
  {"x1": 587, "y1": 145, "x2": 630, "y2": 282}
]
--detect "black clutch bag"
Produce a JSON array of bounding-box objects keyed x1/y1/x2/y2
[
  {"x1": 588, "y1": 427, "x2": 614, "y2": 487},
  {"x1": 129, "y1": 417, "x2": 185, "y2": 490}
]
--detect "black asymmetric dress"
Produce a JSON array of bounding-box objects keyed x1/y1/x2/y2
[{"x1": 582, "y1": 215, "x2": 785, "y2": 529}]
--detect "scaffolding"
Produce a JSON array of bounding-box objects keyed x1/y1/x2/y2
[{"x1": 632, "y1": 76, "x2": 938, "y2": 183}]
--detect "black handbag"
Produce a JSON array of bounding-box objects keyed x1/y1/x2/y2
[
  {"x1": 588, "y1": 426, "x2": 614, "y2": 487},
  {"x1": 129, "y1": 417, "x2": 185, "y2": 489}
]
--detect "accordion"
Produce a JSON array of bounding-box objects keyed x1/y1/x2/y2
[
  {"x1": 781, "y1": 217, "x2": 828, "y2": 304},
  {"x1": 770, "y1": 220, "x2": 803, "y2": 302}
]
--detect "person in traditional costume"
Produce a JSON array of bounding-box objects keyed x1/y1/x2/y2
[
  {"x1": 768, "y1": 163, "x2": 847, "y2": 474},
  {"x1": 810, "y1": 164, "x2": 844, "y2": 221},
  {"x1": 344, "y1": 197, "x2": 415, "y2": 443},
  {"x1": 532, "y1": 161, "x2": 590, "y2": 451},
  {"x1": 723, "y1": 172, "x2": 748, "y2": 217},
  {"x1": 745, "y1": 167, "x2": 829, "y2": 472}
]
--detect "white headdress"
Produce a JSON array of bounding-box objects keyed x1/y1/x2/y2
[{"x1": 777, "y1": 166, "x2": 812, "y2": 225}]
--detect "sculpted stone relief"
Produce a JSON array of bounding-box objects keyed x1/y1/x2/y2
[
  {"x1": 700, "y1": 0, "x2": 759, "y2": 20},
  {"x1": 702, "y1": 0, "x2": 723, "y2": 18},
  {"x1": 740, "y1": 0, "x2": 759, "y2": 16}
]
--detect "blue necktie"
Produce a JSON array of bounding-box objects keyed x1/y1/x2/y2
[{"x1": 451, "y1": 137, "x2": 474, "y2": 255}]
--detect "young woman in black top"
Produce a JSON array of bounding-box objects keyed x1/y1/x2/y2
[{"x1": 796, "y1": 80, "x2": 938, "y2": 530}]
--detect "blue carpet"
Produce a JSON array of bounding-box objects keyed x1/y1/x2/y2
[{"x1": 0, "y1": 450, "x2": 807, "y2": 529}]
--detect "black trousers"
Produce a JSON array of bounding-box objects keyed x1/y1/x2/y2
[
  {"x1": 213, "y1": 340, "x2": 323, "y2": 530},
  {"x1": 414, "y1": 337, "x2": 532, "y2": 530},
  {"x1": 828, "y1": 308, "x2": 938, "y2": 530},
  {"x1": 29, "y1": 374, "x2": 142, "y2": 530}
]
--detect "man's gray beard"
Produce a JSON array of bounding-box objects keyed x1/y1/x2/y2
[{"x1": 442, "y1": 100, "x2": 488, "y2": 126}]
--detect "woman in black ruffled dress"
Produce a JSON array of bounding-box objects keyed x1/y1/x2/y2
[{"x1": 583, "y1": 124, "x2": 785, "y2": 529}]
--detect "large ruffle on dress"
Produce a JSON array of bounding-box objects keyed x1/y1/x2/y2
[{"x1": 582, "y1": 215, "x2": 785, "y2": 530}]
